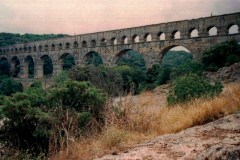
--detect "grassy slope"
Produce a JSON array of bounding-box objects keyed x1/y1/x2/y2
[{"x1": 52, "y1": 81, "x2": 240, "y2": 160}]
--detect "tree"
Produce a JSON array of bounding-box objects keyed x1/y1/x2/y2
[
  {"x1": 63, "y1": 55, "x2": 75, "y2": 70},
  {"x1": 202, "y1": 40, "x2": 240, "y2": 71},
  {"x1": 117, "y1": 50, "x2": 146, "y2": 70},
  {"x1": 43, "y1": 57, "x2": 53, "y2": 76},
  {"x1": 0, "y1": 77, "x2": 23, "y2": 96},
  {"x1": 0, "y1": 58, "x2": 10, "y2": 76}
]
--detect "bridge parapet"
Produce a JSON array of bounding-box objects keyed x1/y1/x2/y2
[{"x1": 0, "y1": 12, "x2": 240, "y2": 81}]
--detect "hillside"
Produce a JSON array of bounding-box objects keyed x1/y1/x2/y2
[
  {"x1": 0, "y1": 33, "x2": 69, "y2": 47},
  {"x1": 97, "y1": 112, "x2": 240, "y2": 160}
]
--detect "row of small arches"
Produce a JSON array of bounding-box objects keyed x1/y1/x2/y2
[{"x1": 0, "y1": 24, "x2": 238, "y2": 54}]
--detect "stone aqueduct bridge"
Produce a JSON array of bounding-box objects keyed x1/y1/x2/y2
[{"x1": 0, "y1": 12, "x2": 240, "y2": 87}]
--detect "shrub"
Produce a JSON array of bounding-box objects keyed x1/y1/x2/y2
[
  {"x1": 0, "y1": 80, "x2": 107, "y2": 156},
  {"x1": 70, "y1": 65, "x2": 147, "y2": 95},
  {"x1": 0, "y1": 58, "x2": 10, "y2": 76},
  {"x1": 146, "y1": 64, "x2": 170, "y2": 87},
  {"x1": 1, "y1": 91, "x2": 51, "y2": 154},
  {"x1": 167, "y1": 74, "x2": 223, "y2": 105},
  {"x1": 0, "y1": 77, "x2": 23, "y2": 96},
  {"x1": 63, "y1": 55, "x2": 75, "y2": 70},
  {"x1": 161, "y1": 50, "x2": 192, "y2": 68},
  {"x1": 202, "y1": 40, "x2": 240, "y2": 71},
  {"x1": 47, "y1": 80, "x2": 107, "y2": 116},
  {"x1": 70, "y1": 66, "x2": 123, "y2": 96},
  {"x1": 170, "y1": 60, "x2": 204, "y2": 80},
  {"x1": 117, "y1": 50, "x2": 146, "y2": 70}
]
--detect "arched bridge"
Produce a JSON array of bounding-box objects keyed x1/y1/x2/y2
[{"x1": 0, "y1": 12, "x2": 240, "y2": 87}]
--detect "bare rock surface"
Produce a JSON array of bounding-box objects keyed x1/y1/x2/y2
[
  {"x1": 205, "y1": 63, "x2": 240, "y2": 83},
  {"x1": 96, "y1": 113, "x2": 240, "y2": 160}
]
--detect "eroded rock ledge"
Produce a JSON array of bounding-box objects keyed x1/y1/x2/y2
[{"x1": 96, "y1": 113, "x2": 240, "y2": 160}]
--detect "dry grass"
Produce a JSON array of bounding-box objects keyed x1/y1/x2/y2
[{"x1": 51, "y1": 82, "x2": 240, "y2": 160}]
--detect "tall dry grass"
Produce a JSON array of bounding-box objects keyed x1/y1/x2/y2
[{"x1": 51, "y1": 82, "x2": 240, "y2": 160}]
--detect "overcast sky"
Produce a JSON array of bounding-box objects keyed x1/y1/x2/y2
[{"x1": 0, "y1": 0, "x2": 239, "y2": 35}]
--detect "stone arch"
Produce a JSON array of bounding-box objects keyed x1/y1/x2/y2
[
  {"x1": 159, "y1": 45, "x2": 192, "y2": 62},
  {"x1": 82, "y1": 40, "x2": 87, "y2": 47},
  {"x1": 66, "y1": 42, "x2": 70, "y2": 49},
  {"x1": 24, "y1": 47, "x2": 27, "y2": 52},
  {"x1": 115, "y1": 49, "x2": 146, "y2": 69},
  {"x1": 19, "y1": 48, "x2": 23, "y2": 53},
  {"x1": 132, "y1": 35, "x2": 140, "y2": 43},
  {"x1": 172, "y1": 30, "x2": 181, "y2": 39},
  {"x1": 207, "y1": 26, "x2": 218, "y2": 36},
  {"x1": 59, "y1": 43, "x2": 63, "y2": 50},
  {"x1": 91, "y1": 39, "x2": 96, "y2": 47},
  {"x1": 227, "y1": 24, "x2": 239, "y2": 34},
  {"x1": 59, "y1": 53, "x2": 75, "y2": 70},
  {"x1": 45, "y1": 45, "x2": 48, "y2": 51},
  {"x1": 101, "y1": 38, "x2": 107, "y2": 46},
  {"x1": 33, "y1": 46, "x2": 36, "y2": 52},
  {"x1": 28, "y1": 46, "x2": 32, "y2": 52},
  {"x1": 115, "y1": 49, "x2": 132, "y2": 63},
  {"x1": 10, "y1": 56, "x2": 20, "y2": 77},
  {"x1": 158, "y1": 32, "x2": 166, "y2": 40},
  {"x1": 51, "y1": 44, "x2": 55, "y2": 50},
  {"x1": 41, "y1": 55, "x2": 53, "y2": 76},
  {"x1": 24, "y1": 55, "x2": 35, "y2": 78},
  {"x1": 121, "y1": 36, "x2": 128, "y2": 44},
  {"x1": 111, "y1": 37, "x2": 117, "y2": 45},
  {"x1": 0, "y1": 57, "x2": 10, "y2": 75},
  {"x1": 39, "y1": 45, "x2": 43, "y2": 52},
  {"x1": 83, "y1": 51, "x2": 103, "y2": 66},
  {"x1": 74, "y1": 41, "x2": 78, "y2": 48},
  {"x1": 11, "y1": 48, "x2": 14, "y2": 53},
  {"x1": 189, "y1": 28, "x2": 199, "y2": 38},
  {"x1": 144, "y1": 33, "x2": 152, "y2": 42}
]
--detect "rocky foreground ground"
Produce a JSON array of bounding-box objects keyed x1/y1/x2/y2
[{"x1": 96, "y1": 113, "x2": 240, "y2": 160}]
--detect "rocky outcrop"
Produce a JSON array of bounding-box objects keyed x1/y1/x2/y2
[
  {"x1": 205, "y1": 63, "x2": 240, "y2": 83},
  {"x1": 96, "y1": 113, "x2": 240, "y2": 160}
]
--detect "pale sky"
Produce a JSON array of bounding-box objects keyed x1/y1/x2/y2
[{"x1": 0, "y1": 0, "x2": 240, "y2": 35}]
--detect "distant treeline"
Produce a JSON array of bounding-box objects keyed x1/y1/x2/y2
[{"x1": 0, "y1": 33, "x2": 69, "y2": 47}]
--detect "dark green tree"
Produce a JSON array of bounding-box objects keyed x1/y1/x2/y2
[
  {"x1": 43, "y1": 57, "x2": 53, "y2": 76},
  {"x1": 202, "y1": 40, "x2": 240, "y2": 71},
  {"x1": 63, "y1": 55, "x2": 75, "y2": 70},
  {"x1": 117, "y1": 50, "x2": 146, "y2": 70},
  {"x1": 0, "y1": 58, "x2": 10, "y2": 76}
]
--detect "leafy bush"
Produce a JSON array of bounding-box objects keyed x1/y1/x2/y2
[
  {"x1": 70, "y1": 65, "x2": 147, "y2": 95},
  {"x1": 85, "y1": 52, "x2": 103, "y2": 66},
  {"x1": 0, "y1": 58, "x2": 10, "y2": 76},
  {"x1": 113, "y1": 65, "x2": 147, "y2": 94},
  {"x1": 146, "y1": 64, "x2": 170, "y2": 89},
  {"x1": 43, "y1": 57, "x2": 53, "y2": 75},
  {"x1": 70, "y1": 66, "x2": 123, "y2": 96},
  {"x1": 47, "y1": 80, "x2": 107, "y2": 116},
  {"x1": 1, "y1": 89, "x2": 50, "y2": 153},
  {"x1": 0, "y1": 80, "x2": 107, "y2": 155},
  {"x1": 63, "y1": 55, "x2": 75, "y2": 70},
  {"x1": 117, "y1": 50, "x2": 146, "y2": 70},
  {"x1": 161, "y1": 50, "x2": 192, "y2": 68},
  {"x1": 167, "y1": 74, "x2": 223, "y2": 105},
  {"x1": 170, "y1": 60, "x2": 204, "y2": 80},
  {"x1": 202, "y1": 40, "x2": 240, "y2": 71},
  {"x1": 0, "y1": 77, "x2": 23, "y2": 96}
]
